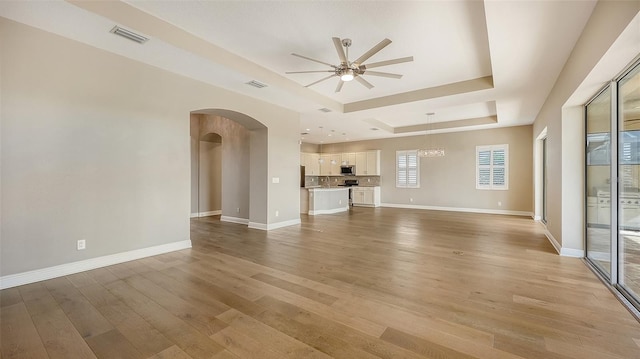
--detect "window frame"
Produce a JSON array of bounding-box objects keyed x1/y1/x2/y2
[
  {"x1": 396, "y1": 150, "x2": 420, "y2": 188},
  {"x1": 476, "y1": 144, "x2": 509, "y2": 190}
]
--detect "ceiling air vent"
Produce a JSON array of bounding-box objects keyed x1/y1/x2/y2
[
  {"x1": 110, "y1": 26, "x2": 148, "y2": 44},
  {"x1": 318, "y1": 108, "x2": 332, "y2": 113},
  {"x1": 245, "y1": 80, "x2": 268, "y2": 89}
]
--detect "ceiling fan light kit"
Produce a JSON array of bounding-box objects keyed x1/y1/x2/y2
[{"x1": 286, "y1": 37, "x2": 413, "y2": 92}]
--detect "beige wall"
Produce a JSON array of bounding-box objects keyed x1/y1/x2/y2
[
  {"x1": 196, "y1": 141, "x2": 222, "y2": 214},
  {"x1": 532, "y1": 1, "x2": 640, "y2": 253},
  {"x1": 322, "y1": 126, "x2": 533, "y2": 213},
  {"x1": 0, "y1": 18, "x2": 300, "y2": 277},
  {"x1": 190, "y1": 114, "x2": 251, "y2": 219}
]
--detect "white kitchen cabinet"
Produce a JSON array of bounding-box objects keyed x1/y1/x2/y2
[
  {"x1": 351, "y1": 186, "x2": 381, "y2": 207},
  {"x1": 620, "y1": 198, "x2": 640, "y2": 227},
  {"x1": 319, "y1": 154, "x2": 332, "y2": 175},
  {"x1": 355, "y1": 150, "x2": 380, "y2": 175},
  {"x1": 355, "y1": 152, "x2": 367, "y2": 175},
  {"x1": 342, "y1": 152, "x2": 356, "y2": 166},
  {"x1": 366, "y1": 150, "x2": 380, "y2": 175},
  {"x1": 587, "y1": 197, "x2": 597, "y2": 225},
  {"x1": 302, "y1": 153, "x2": 320, "y2": 175},
  {"x1": 302, "y1": 150, "x2": 379, "y2": 176},
  {"x1": 330, "y1": 154, "x2": 342, "y2": 175},
  {"x1": 597, "y1": 197, "x2": 611, "y2": 225}
]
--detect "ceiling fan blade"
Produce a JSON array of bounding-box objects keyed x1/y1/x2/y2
[
  {"x1": 355, "y1": 76, "x2": 374, "y2": 89},
  {"x1": 363, "y1": 56, "x2": 414, "y2": 69},
  {"x1": 305, "y1": 74, "x2": 336, "y2": 87},
  {"x1": 363, "y1": 70, "x2": 403, "y2": 79},
  {"x1": 286, "y1": 70, "x2": 335, "y2": 74},
  {"x1": 332, "y1": 37, "x2": 348, "y2": 64},
  {"x1": 335, "y1": 80, "x2": 344, "y2": 93},
  {"x1": 353, "y1": 38, "x2": 392, "y2": 65},
  {"x1": 291, "y1": 53, "x2": 336, "y2": 68}
]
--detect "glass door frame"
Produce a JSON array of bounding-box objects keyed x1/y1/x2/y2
[{"x1": 585, "y1": 56, "x2": 640, "y2": 316}]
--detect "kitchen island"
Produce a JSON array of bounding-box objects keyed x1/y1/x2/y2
[{"x1": 302, "y1": 187, "x2": 349, "y2": 215}]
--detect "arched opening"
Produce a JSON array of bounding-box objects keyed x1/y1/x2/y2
[
  {"x1": 190, "y1": 109, "x2": 268, "y2": 227},
  {"x1": 193, "y1": 132, "x2": 222, "y2": 218}
]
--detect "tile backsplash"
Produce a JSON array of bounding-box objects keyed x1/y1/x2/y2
[{"x1": 304, "y1": 175, "x2": 381, "y2": 187}]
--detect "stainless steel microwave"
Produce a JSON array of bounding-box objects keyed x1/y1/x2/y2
[{"x1": 340, "y1": 165, "x2": 355, "y2": 175}]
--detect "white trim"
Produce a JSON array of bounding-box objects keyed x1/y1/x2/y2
[
  {"x1": 220, "y1": 216, "x2": 249, "y2": 225},
  {"x1": 561, "y1": 247, "x2": 585, "y2": 258},
  {"x1": 543, "y1": 227, "x2": 562, "y2": 255},
  {"x1": 308, "y1": 206, "x2": 349, "y2": 215},
  {"x1": 381, "y1": 203, "x2": 532, "y2": 217},
  {"x1": 248, "y1": 222, "x2": 267, "y2": 230},
  {"x1": 541, "y1": 225, "x2": 585, "y2": 258},
  {"x1": 249, "y1": 218, "x2": 302, "y2": 231},
  {"x1": 533, "y1": 215, "x2": 542, "y2": 221},
  {"x1": 190, "y1": 210, "x2": 222, "y2": 218},
  {"x1": 0, "y1": 240, "x2": 192, "y2": 290}
]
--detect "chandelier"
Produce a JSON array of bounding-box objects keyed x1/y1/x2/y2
[{"x1": 418, "y1": 112, "x2": 445, "y2": 158}]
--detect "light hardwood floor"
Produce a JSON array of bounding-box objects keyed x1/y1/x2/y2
[{"x1": 2, "y1": 207, "x2": 640, "y2": 359}]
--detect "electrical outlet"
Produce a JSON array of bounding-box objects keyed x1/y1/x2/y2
[
  {"x1": 410, "y1": 198, "x2": 414, "y2": 203},
  {"x1": 77, "y1": 239, "x2": 86, "y2": 251},
  {"x1": 275, "y1": 210, "x2": 279, "y2": 217},
  {"x1": 498, "y1": 201, "x2": 502, "y2": 207},
  {"x1": 339, "y1": 200, "x2": 342, "y2": 205},
  {"x1": 236, "y1": 207, "x2": 240, "y2": 213},
  {"x1": 368, "y1": 178, "x2": 371, "y2": 182}
]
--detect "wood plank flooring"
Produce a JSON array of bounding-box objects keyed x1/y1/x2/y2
[{"x1": 2, "y1": 207, "x2": 640, "y2": 358}]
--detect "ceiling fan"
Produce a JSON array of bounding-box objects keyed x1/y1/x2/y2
[{"x1": 286, "y1": 37, "x2": 413, "y2": 93}]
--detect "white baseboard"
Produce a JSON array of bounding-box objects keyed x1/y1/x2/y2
[
  {"x1": 541, "y1": 226, "x2": 585, "y2": 258},
  {"x1": 220, "y1": 216, "x2": 249, "y2": 225},
  {"x1": 248, "y1": 218, "x2": 302, "y2": 231},
  {"x1": 561, "y1": 247, "x2": 585, "y2": 257},
  {"x1": 0, "y1": 240, "x2": 192, "y2": 290},
  {"x1": 190, "y1": 210, "x2": 222, "y2": 218},
  {"x1": 543, "y1": 227, "x2": 562, "y2": 255},
  {"x1": 381, "y1": 203, "x2": 533, "y2": 217},
  {"x1": 309, "y1": 206, "x2": 349, "y2": 215}
]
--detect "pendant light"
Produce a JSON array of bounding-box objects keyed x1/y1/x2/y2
[
  {"x1": 418, "y1": 112, "x2": 445, "y2": 157},
  {"x1": 318, "y1": 126, "x2": 324, "y2": 164}
]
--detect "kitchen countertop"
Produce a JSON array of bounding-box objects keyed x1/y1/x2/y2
[{"x1": 303, "y1": 185, "x2": 379, "y2": 189}]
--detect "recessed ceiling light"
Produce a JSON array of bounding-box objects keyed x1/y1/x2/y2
[
  {"x1": 306, "y1": 128, "x2": 310, "y2": 131},
  {"x1": 318, "y1": 108, "x2": 332, "y2": 113}
]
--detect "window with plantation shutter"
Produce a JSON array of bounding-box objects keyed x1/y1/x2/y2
[
  {"x1": 476, "y1": 145, "x2": 508, "y2": 190},
  {"x1": 396, "y1": 150, "x2": 419, "y2": 188}
]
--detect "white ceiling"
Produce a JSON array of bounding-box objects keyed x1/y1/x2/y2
[{"x1": 0, "y1": 0, "x2": 599, "y2": 144}]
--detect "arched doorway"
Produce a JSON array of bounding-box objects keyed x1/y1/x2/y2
[
  {"x1": 190, "y1": 109, "x2": 268, "y2": 226},
  {"x1": 193, "y1": 132, "x2": 222, "y2": 218}
]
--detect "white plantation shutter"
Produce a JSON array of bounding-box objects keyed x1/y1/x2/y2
[
  {"x1": 476, "y1": 145, "x2": 508, "y2": 190},
  {"x1": 397, "y1": 150, "x2": 420, "y2": 188}
]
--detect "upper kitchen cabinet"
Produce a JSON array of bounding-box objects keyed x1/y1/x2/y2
[
  {"x1": 302, "y1": 150, "x2": 380, "y2": 176},
  {"x1": 356, "y1": 150, "x2": 380, "y2": 175},
  {"x1": 342, "y1": 152, "x2": 356, "y2": 166},
  {"x1": 302, "y1": 152, "x2": 320, "y2": 175}
]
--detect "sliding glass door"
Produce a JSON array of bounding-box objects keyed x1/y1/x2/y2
[
  {"x1": 586, "y1": 87, "x2": 612, "y2": 278},
  {"x1": 618, "y1": 62, "x2": 640, "y2": 305},
  {"x1": 586, "y1": 57, "x2": 640, "y2": 311}
]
